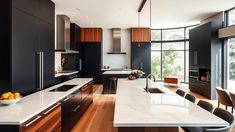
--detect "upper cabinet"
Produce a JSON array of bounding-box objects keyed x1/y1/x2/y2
[
  {"x1": 12, "y1": 0, "x2": 55, "y2": 25},
  {"x1": 131, "y1": 28, "x2": 151, "y2": 42},
  {"x1": 80, "y1": 28, "x2": 102, "y2": 42}
]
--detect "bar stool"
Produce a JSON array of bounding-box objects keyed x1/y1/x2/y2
[{"x1": 108, "y1": 77, "x2": 117, "y2": 95}]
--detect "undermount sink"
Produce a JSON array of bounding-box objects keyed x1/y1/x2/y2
[{"x1": 145, "y1": 88, "x2": 164, "y2": 93}]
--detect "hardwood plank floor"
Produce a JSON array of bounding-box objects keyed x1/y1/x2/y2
[
  {"x1": 72, "y1": 85, "x2": 117, "y2": 132},
  {"x1": 72, "y1": 84, "x2": 235, "y2": 132}
]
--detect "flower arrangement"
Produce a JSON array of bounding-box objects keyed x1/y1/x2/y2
[{"x1": 130, "y1": 70, "x2": 145, "y2": 78}]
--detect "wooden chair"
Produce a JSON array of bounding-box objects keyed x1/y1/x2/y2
[
  {"x1": 216, "y1": 87, "x2": 233, "y2": 113},
  {"x1": 197, "y1": 100, "x2": 213, "y2": 112},
  {"x1": 176, "y1": 89, "x2": 185, "y2": 97},
  {"x1": 185, "y1": 94, "x2": 196, "y2": 103},
  {"x1": 229, "y1": 92, "x2": 235, "y2": 113}
]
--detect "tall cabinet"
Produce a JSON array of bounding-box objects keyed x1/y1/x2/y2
[
  {"x1": 80, "y1": 28, "x2": 103, "y2": 84},
  {"x1": 0, "y1": 0, "x2": 55, "y2": 95},
  {"x1": 131, "y1": 28, "x2": 151, "y2": 77},
  {"x1": 189, "y1": 22, "x2": 222, "y2": 99}
]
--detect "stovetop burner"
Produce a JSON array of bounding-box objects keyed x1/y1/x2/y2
[{"x1": 49, "y1": 85, "x2": 77, "y2": 92}]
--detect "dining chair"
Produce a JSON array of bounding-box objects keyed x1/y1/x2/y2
[
  {"x1": 176, "y1": 89, "x2": 185, "y2": 97},
  {"x1": 216, "y1": 87, "x2": 233, "y2": 113},
  {"x1": 229, "y1": 92, "x2": 235, "y2": 112},
  {"x1": 197, "y1": 100, "x2": 213, "y2": 112},
  {"x1": 185, "y1": 94, "x2": 196, "y2": 103},
  {"x1": 182, "y1": 108, "x2": 234, "y2": 132}
]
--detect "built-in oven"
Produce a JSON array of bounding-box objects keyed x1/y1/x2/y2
[{"x1": 189, "y1": 66, "x2": 199, "y2": 80}]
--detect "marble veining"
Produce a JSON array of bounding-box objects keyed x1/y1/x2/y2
[
  {"x1": 114, "y1": 79, "x2": 229, "y2": 127},
  {"x1": 0, "y1": 78, "x2": 92, "y2": 125}
]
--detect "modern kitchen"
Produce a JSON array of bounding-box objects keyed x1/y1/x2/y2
[{"x1": 1, "y1": 0, "x2": 235, "y2": 132}]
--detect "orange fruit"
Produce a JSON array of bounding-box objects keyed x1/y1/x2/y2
[
  {"x1": 2, "y1": 93, "x2": 10, "y2": 99},
  {"x1": 8, "y1": 97, "x2": 14, "y2": 100},
  {"x1": 14, "y1": 95, "x2": 20, "y2": 99},
  {"x1": 14, "y1": 92, "x2": 20, "y2": 96}
]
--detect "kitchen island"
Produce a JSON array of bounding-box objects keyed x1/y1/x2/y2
[
  {"x1": 0, "y1": 78, "x2": 93, "y2": 131},
  {"x1": 102, "y1": 70, "x2": 131, "y2": 94},
  {"x1": 114, "y1": 79, "x2": 228, "y2": 132}
]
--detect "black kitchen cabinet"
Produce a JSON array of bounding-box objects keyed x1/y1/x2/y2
[
  {"x1": 189, "y1": 23, "x2": 211, "y2": 68},
  {"x1": 11, "y1": 8, "x2": 39, "y2": 94},
  {"x1": 12, "y1": 0, "x2": 39, "y2": 17},
  {"x1": 62, "y1": 90, "x2": 82, "y2": 132},
  {"x1": 39, "y1": 21, "x2": 55, "y2": 88},
  {"x1": 189, "y1": 22, "x2": 222, "y2": 99},
  {"x1": 131, "y1": 43, "x2": 151, "y2": 77},
  {"x1": 12, "y1": 0, "x2": 54, "y2": 25},
  {"x1": 0, "y1": 0, "x2": 55, "y2": 95},
  {"x1": 62, "y1": 81, "x2": 93, "y2": 132},
  {"x1": 81, "y1": 43, "x2": 102, "y2": 84},
  {"x1": 38, "y1": 0, "x2": 55, "y2": 25}
]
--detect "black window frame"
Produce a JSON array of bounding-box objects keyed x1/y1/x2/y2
[{"x1": 151, "y1": 25, "x2": 198, "y2": 83}]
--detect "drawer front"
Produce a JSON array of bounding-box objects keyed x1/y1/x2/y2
[
  {"x1": 20, "y1": 103, "x2": 61, "y2": 132},
  {"x1": 81, "y1": 81, "x2": 93, "y2": 99}
]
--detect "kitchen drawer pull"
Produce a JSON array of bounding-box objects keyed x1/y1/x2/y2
[
  {"x1": 43, "y1": 103, "x2": 61, "y2": 115},
  {"x1": 24, "y1": 115, "x2": 42, "y2": 127},
  {"x1": 73, "y1": 105, "x2": 81, "y2": 112}
]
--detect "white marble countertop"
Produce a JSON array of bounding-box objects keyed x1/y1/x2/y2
[
  {"x1": 0, "y1": 78, "x2": 92, "y2": 125},
  {"x1": 103, "y1": 70, "x2": 131, "y2": 75},
  {"x1": 54, "y1": 71, "x2": 79, "y2": 77},
  {"x1": 114, "y1": 79, "x2": 229, "y2": 127}
]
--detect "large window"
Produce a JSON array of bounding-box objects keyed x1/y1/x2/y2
[
  {"x1": 227, "y1": 38, "x2": 235, "y2": 90},
  {"x1": 151, "y1": 26, "x2": 196, "y2": 82},
  {"x1": 225, "y1": 7, "x2": 235, "y2": 91},
  {"x1": 228, "y1": 8, "x2": 235, "y2": 26}
]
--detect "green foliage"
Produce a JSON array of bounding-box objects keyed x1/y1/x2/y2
[
  {"x1": 229, "y1": 38, "x2": 235, "y2": 80},
  {"x1": 151, "y1": 46, "x2": 183, "y2": 79}
]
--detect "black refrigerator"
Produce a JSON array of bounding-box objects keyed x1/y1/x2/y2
[{"x1": 0, "y1": 0, "x2": 55, "y2": 96}]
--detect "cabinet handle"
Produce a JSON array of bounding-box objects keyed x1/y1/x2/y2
[
  {"x1": 73, "y1": 105, "x2": 81, "y2": 112},
  {"x1": 43, "y1": 103, "x2": 61, "y2": 115},
  {"x1": 24, "y1": 115, "x2": 42, "y2": 127}
]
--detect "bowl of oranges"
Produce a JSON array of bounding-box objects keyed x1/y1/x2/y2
[{"x1": 0, "y1": 92, "x2": 22, "y2": 105}]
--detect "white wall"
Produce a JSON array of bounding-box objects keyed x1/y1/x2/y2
[
  {"x1": 55, "y1": 8, "x2": 131, "y2": 70},
  {"x1": 102, "y1": 29, "x2": 131, "y2": 69}
]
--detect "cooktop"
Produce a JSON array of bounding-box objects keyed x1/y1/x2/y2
[{"x1": 49, "y1": 85, "x2": 77, "y2": 92}]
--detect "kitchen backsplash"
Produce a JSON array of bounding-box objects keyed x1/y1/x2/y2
[{"x1": 55, "y1": 53, "x2": 62, "y2": 71}]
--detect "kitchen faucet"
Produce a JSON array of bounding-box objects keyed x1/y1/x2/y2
[{"x1": 145, "y1": 74, "x2": 156, "y2": 92}]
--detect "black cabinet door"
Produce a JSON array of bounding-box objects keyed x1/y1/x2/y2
[
  {"x1": 39, "y1": 21, "x2": 55, "y2": 88},
  {"x1": 70, "y1": 23, "x2": 81, "y2": 72},
  {"x1": 39, "y1": 0, "x2": 55, "y2": 25},
  {"x1": 81, "y1": 43, "x2": 101, "y2": 82},
  {"x1": 131, "y1": 43, "x2": 151, "y2": 77},
  {"x1": 12, "y1": 0, "x2": 39, "y2": 17},
  {"x1": 189, "y1": 23, "x2": 211, "y2": 68},
  {"x1": 62, "y1": 95, "x2": 75, "y2": 132},
  {"x1": 12, "y1": 8, "x2": 38, "y2": 95}
]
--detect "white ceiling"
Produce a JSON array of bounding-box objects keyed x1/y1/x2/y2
[{"x1": 52, "y1": 0, "x2": 235, "y2": 29}]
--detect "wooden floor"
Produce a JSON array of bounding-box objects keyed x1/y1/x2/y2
[
  {"x1": 72, "y1": 85, "x2": 117, "y2": 132},
  {"x1": 72, "y1": 84, "x2": 235, "y2": 132}
]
